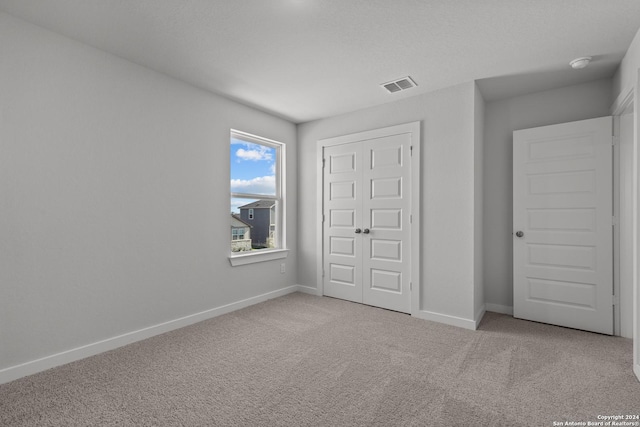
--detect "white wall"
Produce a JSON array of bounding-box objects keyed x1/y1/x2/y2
[
  {"x1": 0, "y1": 12, "x2": 297, "y2": 379},
  {"x1": 474, "y1": 85, "x2": 485, "y2": 322},
  {"x1": 298, "y1": 82, "x2": 484, "y2": 328},
  {"x1": 483, "y1": 79, "x2": 613, "y2": 313},
  {"x1": 613, "y1": 25, "x2": 640, "y2": 379},
  {"x1": 613, "y1": 28, "x2": 640, "y2": 107}
]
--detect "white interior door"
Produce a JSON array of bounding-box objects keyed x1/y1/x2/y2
[
  {"x1": 361, "y1": 134, "x2": 411, "y2": 312},
  {"x1": 513, "y1": 116, "x2": 613, "y2": 335},
  {"x1": 323, "y1": 132, "x2": 412, "y2": 313},
  {"x1": 323, "y1": 142, "x2": 363, "y2": 303}
]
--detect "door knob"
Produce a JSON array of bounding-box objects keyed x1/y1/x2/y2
[
  {"x1": 515, "y1": 231, "x2": 524, "y2": 238},
  {"x1": 355, "y1": 228, "x2": 362, "y2": 234},
  {"x1": 363, "y1": 228, "x2": 370, "y2": 234}
]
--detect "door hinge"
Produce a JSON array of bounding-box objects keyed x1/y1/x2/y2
[
  {"x1": 322, "y1": 158, "x2": 326, "y2": 168},
  {"x1": 322, "y1": 214, "x2": 325, "y2": 223},
  {"x1": 322, "y1": 269, "x2": 325, "y2": 278},
  {"x1": 410, "y1": 145, "x2": 413, "y2": 156},
  {"x1": 410, "y1": 214, "x2": 412, "y2": 224},
  {"x1": 612, "y1": 136, "x2": 619, "y2": 147},
  {"x1": 613, "y1": 294, "x2": 620, "y2": 306},
  {"x1": 612, "y1": 216, "x2": 617, "y2": 226},
  {"x1": 409, "y1": 282, "x2": 412, "y2": 291}
]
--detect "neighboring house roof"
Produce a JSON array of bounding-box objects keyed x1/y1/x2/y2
[
  {"x1": 231, "y1": 214, "x2": 252, "y2": 228},
  {"x1": 238, "y1": 200, "x2": 275, "y2": 210}
]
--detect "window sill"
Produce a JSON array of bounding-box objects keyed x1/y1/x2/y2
[{"x1": 229, "y1": 249, "x2": 289, "y2": 267}]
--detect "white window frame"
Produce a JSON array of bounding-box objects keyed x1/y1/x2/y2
[{"x1": 229, "y1": 129, "x2": 288, "y2": 266}]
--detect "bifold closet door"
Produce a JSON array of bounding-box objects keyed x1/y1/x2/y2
[
  {"x1": 323, "y1": 133, "x2": 411, "y2": 314},
  {"x1": 323, "y1": 142, "x2": 364, "y2": 304}
]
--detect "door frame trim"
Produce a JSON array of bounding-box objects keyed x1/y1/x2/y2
[
  {"x1": 612, "y1": 89, "x2": 634, "y2": 337},
  {"x1": 611, "y1": 80, "x2": 638, "y2": 381},
  {"x1": 316, "y1": 121, "x2": 421, "y2": 315}
]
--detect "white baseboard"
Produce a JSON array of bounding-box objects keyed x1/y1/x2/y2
[
  {"x1": 299, "y1": 288, "x2": 481, "y2": 330},
  {"x1": 295, "y1": 284, "x2": 322, "y2": 296},
  {"x1": 634, "y1": 363, "x2": 640, "y2": 383},
  {"x1": 485, "y1": 303, "x2": 514, "y2": 316},
  {"x1": 412, "y1": 309, "x2": 478, "y2": 331},
  {"x1": 0, "y1": 285, "x2": 300, "y2": 385}
]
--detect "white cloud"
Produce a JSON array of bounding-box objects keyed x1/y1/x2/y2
[
  {"x1": 236, "y1": 146, "x2": 273, "y2": 162},
  {"x1": 231, "y1": 175, "x2": 276, "y2": 195}
]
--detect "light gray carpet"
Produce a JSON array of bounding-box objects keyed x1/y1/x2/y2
[{"x1": 1, "y1": 292, "x2": 638, "y2": 426}]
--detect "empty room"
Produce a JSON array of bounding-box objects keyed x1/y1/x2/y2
[{"x1": 2, "y1": 1, "x2": 640, "y2": 425}]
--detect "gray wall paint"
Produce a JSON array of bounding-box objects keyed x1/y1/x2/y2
[
  {"x1": 613, "y1": 26, "x2": 639, "y2": 349},
  {"x1": 298, "y1": 82, "x2": 482, "y2": 323},
  {"x1": 613, "y1": 27, "x2": 640, "y2": 105},
  {"x1": 474, "y1": 85, "x2": 485, "y2": 319},
  {"x1": 482, "y1": 78, "x2": 613, "y2": 310},
  {"x1": 0, "y1": 12, "x2": 297, "y2": 370}
]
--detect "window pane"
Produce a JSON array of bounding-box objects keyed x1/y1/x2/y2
[
  {"x1": 230, "y1": 197, "x2": 278, "y2": 250},
  {"x1": 229, "y1": 131, "x2": 283, "y2": 255},
  {"x1": 230, "y1": 137, "x2": 276, "y2": 196},
  {"x1": 231, "y1": 221, "x2": 250, "y2": 251}
]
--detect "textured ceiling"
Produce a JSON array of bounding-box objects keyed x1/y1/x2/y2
[{"x1": 1, "y1": 0, "x2": 640, "y2": 123}]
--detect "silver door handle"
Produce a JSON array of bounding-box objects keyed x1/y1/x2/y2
[
  {"x1": 363, "y1": 228, "x2": 370, "y2": 234},
  {"x1": 515, "y1": 231, "x2": 524, "y2": 238},
  {"x1": 355, "y1": 228, "x2": 362, "y2": 234}
]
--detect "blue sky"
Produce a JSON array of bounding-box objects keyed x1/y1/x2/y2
[{"x1": 230, "y1": 137, "x2": 275, "y2": 213}]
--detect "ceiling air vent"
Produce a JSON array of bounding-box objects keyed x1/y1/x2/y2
[{"x1": 381, "y1": 76, "x2": 417, "y2": 93}]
